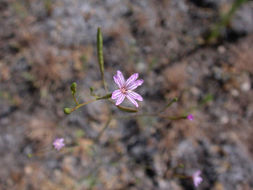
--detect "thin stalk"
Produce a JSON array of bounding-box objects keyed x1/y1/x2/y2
[
  {"x1": 66, "y1": 93, "x2": 112, "y2": 114},
  {"x1": 69, "y1": 99, "x2": 97, "y2": 113},
  {"x1": 114, "y1": 112, "x2": 186, "y2": 120},
  {"x1": 97, "y1": 27, "x2": 108, "y2": 92},
  {"x1": 72, "y1": 93, "x2": 79, "y2": 105},
  {"x1": 160, "y1": 97, "x2": 178, "y2": 113},
  {"x1": 108, "y1": 99, "x2": 138, "y2": 112},
  {"x1": 207, "y1": 0, "x2": 249, "y2": 43},
  {"x1": 173, "y1": 174, "x2": 191, "y2": 179},
  {"x1": 95, "y1": 115, "x2": 112, "y2": 142}
]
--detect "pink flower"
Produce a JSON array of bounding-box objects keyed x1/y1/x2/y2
[
  {"x1": 187, "y1": 114, "x2": 194, "y2": 121},
  {"x1": 112, "y1": 70, "x2": 144, "y2": 107},
  {"x1": 53, "y1": 138, "x2": 65, "y2": 151},
  {"x1": 192, "y1": 170, "x2": 203, "y2": 187}
]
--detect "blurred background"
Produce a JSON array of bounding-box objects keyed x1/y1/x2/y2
[{"x1": 0, "y1": 0, "x2": 253, "y2": 189}]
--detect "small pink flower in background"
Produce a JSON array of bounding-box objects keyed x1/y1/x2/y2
[
  {"x1": 187, "y1": 114, "x2": 194, "y2": 121},
  {"x1": 53, "y1": 138, "x2": 65, "y2": 151},
  {"x1": 192, "y1": 170, "x2": 203, "y2": 187},
  {"x1": 112, "y1": 70, "x2": 144, "y2": 107}
]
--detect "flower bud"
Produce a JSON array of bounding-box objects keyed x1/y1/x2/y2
[
  {"x1": 70, "y1": 82, "x2": 77, "y2": 94},
  {"x1": 64, "y1": 108, "x2": 72, "y2": 114}
]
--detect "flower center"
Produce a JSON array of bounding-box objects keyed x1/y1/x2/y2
[{"x1": 120, "y1": 87, "x2": 127, "y2": 94}]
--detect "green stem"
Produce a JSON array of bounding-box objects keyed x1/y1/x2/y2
[
  {"x1": 72, "y1": 93, "x2": 79, "y2": 105},
  {"x1": 95, "y1": 115, "x2": 112, "y2": 142},
  {"x1": 115, "y1": 112, "x2": 186, "y2": 120},
  {"x1": 97, "y1": 27, "x2": 108, "y2": 92},
  {"x1": 167, "y1": 115, "x2": 187, "y2": 120},
  {"x1": 207, "y1": 0, "x2": 249, "y2": 43},
  {"x1": 108, "y1": 99, "x2": 138, "y2": 112},
  {"x1": 67, "y1": 93, "x2": 112, "y2": 114},
  {"x1": 173, "y1": 174, "x2": 191, "y2": 179},
  {"x1": 160, "y1": 97, "x2": 178, "y2": 113},
  {"x1": 70, "y1": 99, "x2": 97, "y2": 113}
]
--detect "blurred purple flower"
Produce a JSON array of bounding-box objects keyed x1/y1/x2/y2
[
  {"x1": 53, "y1": 138, "x2": 65, "y2": 151},
  {"x1": 112, "y1": 70, "x2": 144, "y2": 107},
  {"x1": 192, "y1": 170, "x2": 203, "y2": 187},
  {"x1": 187, "y1": 114, "x2": 194, "y2": 121}
]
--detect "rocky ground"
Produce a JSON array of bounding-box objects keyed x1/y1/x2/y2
[{"x1": 0, "y1": 0, "x2": 253, "y2": 189}]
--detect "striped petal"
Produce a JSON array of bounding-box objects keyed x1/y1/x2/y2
[
  {"x1": 127, "y1": 79, "x2": 144, "y2": 90},
  {"x1": 116, "y1": 94, "x2": 126, "y2": 106},
  {"x1": 113, "y1": 75, "x2": 122, "y2": 88},
  {"x1": 128, "y1": 91, "x2": 143, "y2": 101},
  {"x1": 112, "y1": 89, "x2": 122, "y2": 100},
  {"x1": 125, "y1": 73, "x2": 138, "y2": 87},
  {"x1": 117, "y1": 70, "x2": 125, "y2": 87},
  {"x1": 126, "y1": 94, "x2": 138, "y2": 107}
]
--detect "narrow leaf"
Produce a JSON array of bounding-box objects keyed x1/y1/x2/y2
[
  {"x1": 97, "y1": 27, "x2": 105, "y2": 81},
  {"x1": 117, "y1": 105, "x2": 138, "y2": 113}
]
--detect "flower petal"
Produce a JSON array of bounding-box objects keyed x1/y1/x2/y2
[
  {"x1": 194, "y1": 177, "x2": 203, "y2": 187},
  {"x1": 116, "y1": 94, "x2": 126, "y2": 106},
  {"x1": 128, "y1": 91, "x2": 143, "y2": 101},
  {"x1": 125, "y1": 73, "x2": 138, "y2": 87},
  {"x1": 113, "y1": 75, "x2": 122, "y2": 88},
  {"x1": 126, "y1": 94, "x2": 139, "y2": 107},
  {"x1": 112, "y1": 89, "x2": 122, "y2": 100},
  {"x1": 117, "y1": 70, "x2": 125, "y2": 87},
  {"x1": 53, "y1": 138, "x2": 65, "y2": 151},
  {"x1": 193, "y1": 170, "x2": 203, "y2": 187},
  {"x1": 127, "y1": 79, "x2": 144, "y2": 90},
  {"x1": 194, "y1": 171, "x2": 201, "y2": 177}
]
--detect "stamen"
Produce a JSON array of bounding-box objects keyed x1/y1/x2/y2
[{"x1": 120, "y1": 87, "x2": 127, "y2": 94}]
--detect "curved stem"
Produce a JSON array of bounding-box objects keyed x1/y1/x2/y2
[
  {"x1": 70, "y1": 99, "x2": 97, "y2": 113},
  {"x1": 95, "y1": 115, "x2": 112, "y2": 142},
  {"x1": 173, "y1": 174, "x2": 191, "y2": 179},
  {"x1": 108, "y1": 99, "x2": 138, "y2": 112},
  {"x1": 160, "y1": 97, "x2": 178, "y2": 113},
  {"x1": 67, "y1": 93, "x2": 112, "y2": 114},
  {"x1": 114, "y1": 112, "x2": 186, "y2": 120},
  {"x1": 72, "y1": 93, "x2": 79, "y2": 105}
]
